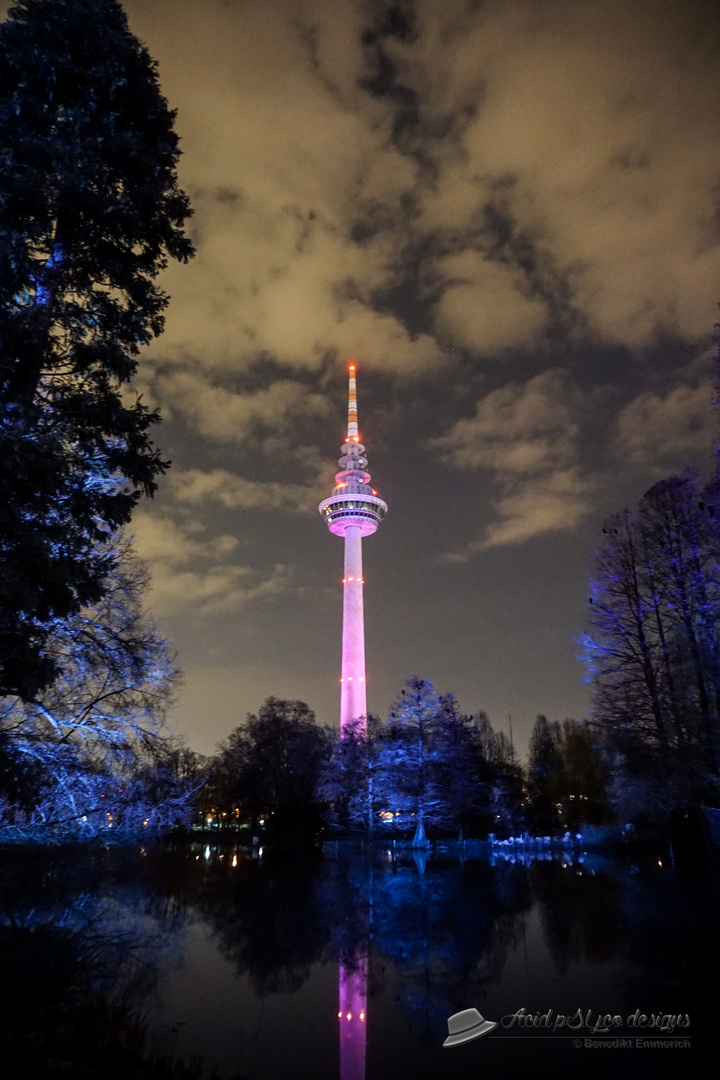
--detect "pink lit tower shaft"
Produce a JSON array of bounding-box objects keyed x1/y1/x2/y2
[{"x1": 319, "y1": 364, "x2": 387, "y2": 735}]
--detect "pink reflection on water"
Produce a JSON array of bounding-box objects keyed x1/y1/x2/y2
[{"x1": 338, "y1": 951, "x2": 367, "y2": 1080}]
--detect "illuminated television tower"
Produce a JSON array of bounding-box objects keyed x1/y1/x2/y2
[{"x1": 319, "y1": 363, "x2": 387, "y2": 735}]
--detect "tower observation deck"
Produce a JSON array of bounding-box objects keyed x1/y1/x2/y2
[{"x1": 319, "y1": 363, "x2": 387, "y2": 734}]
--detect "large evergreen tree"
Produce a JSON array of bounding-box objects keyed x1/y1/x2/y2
[{"x1": 0, "y1": 0, "x2": 193, "y2": 699}]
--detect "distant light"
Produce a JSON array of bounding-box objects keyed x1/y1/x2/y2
[{"x1": 346, "y1": 1013, "x2": 352, "y2": 1021}]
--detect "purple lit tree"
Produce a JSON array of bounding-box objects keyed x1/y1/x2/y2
[{"x1": 580, "y1": 471, "x2": 720, "y2": 819}]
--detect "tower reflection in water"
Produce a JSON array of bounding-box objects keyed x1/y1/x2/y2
[{"x1": 338, "y1": 949, "x2": 368, "y2": 1080}]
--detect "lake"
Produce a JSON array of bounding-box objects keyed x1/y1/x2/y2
[{"x1": 0, "y1": 833, "x2": 715, "y2": 1079}]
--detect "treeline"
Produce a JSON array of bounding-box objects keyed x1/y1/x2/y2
[{"x1": 200, "y1": 683, "x2": 611, "y2": 844}]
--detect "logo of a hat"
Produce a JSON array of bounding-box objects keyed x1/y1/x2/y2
[{"x1": 443, "y1": 1008, "x2": 497, "y2": 1048}]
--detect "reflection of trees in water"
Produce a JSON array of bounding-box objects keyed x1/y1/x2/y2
[
  {"x1": 102, "y1": 838, "x2": 717, "y2": 1072},
  {"x1": 529, "y1": 846, "x2": 720, "y2": 1024},
  {"x1": 179, "y1": 842, "x2": 534, "y2": 1032},
  {"x1": 587, "y1": 850, "x2": 720, "y2": 1019},
  {"x1": 181, "y1": 845, "x2": 334, "y2": 996},
  {"x1": 530, "y1": 857, "x2": 624, "y2": 971},
  {"x1": 0, "y1": 846, "x2": 188, "y2": 1077}
]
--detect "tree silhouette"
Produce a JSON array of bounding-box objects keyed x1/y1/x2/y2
[
  {"x1": 215, "y1": 698, "x2": 332, "y2": 835},
  {"x1": 0, "y1": 0, "x2": 193, "y2": 699},
  {"x1": 581, "y1": 471, "x2": 720, "y2": 819}
]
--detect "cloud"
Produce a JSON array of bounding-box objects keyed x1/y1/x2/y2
[
  {"x1": 442, "y1": 467, "x2": 594, "y2": 560},
  {"x1": 433, "y1": 253, "x2": 548, "y2": 353},
  {"x1": 169, "y1": 466, "x2": 331, "y2": 513},
  {"x1": 613, "y1": 377, "x2": 717, "y2": 472},
  {"x1": 432, "y1": 370, "x2": 580, "y2": 474},
  {"x1": 432, "y1": 371, "x2": 596, "y2": 553},
  {"x1": 390, "y1": 0, "x2": 720, "y2": 348},
  {"x1": 124, "y1": 0, "x2": 442, "y2": 376},
  {"x1": 129, "y1": 512, "x2": 291, "y2": 617},
  {"x1": 148, "y1": 368, "x2": 332, "y2": 446}
]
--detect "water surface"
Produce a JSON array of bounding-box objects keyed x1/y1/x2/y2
[{"x1": 1, "y1": 837, "x2": 714, "y2": 1079}]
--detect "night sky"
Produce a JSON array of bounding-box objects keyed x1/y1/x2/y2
[{"x1": 46, "y1": 0, "x2": 720, "y2": 760}]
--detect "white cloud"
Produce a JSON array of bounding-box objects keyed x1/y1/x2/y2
[
  {"x1": 442, "y1": 467, "x2": 594, "y2": 560},
  {"x1": 432, "y1": 371, "x2": 580, "y2": 474},
  {"x1": 613, "y1": 378, "x2": 716, "y2": 472},
  {"x1": 433, "y1": 371, "x2": 596, "y2": 552},
  {"x1": 129, "y1": 512, "x2": 290, "y2": 617},
  {"x1": 150, "y1": 369, "x2": 331, "y2": 445},
  {"x1": 169, "y1": 466, "x2": 332, "y2": 513},
  {"x1": 433, "y1": 254, "x2": 547, "y2": 353}
]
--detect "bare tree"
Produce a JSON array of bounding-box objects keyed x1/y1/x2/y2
[
  {"x1": 0, "y1": 535, "x2": 193, "y2": 836},
  {"x1": 580, "y1": 471, "x2": 720, "y2": 818}
]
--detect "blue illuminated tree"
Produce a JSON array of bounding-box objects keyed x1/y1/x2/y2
[
  {"x1": 316, "y1": 715, "x2": 387, "y2": 832},
  {"x1": 381, "y1": 677, "x2": 489, "y2": 843},
  {"x1": 318, "y1": 681, "x2": 517, "y2": 839},
  {"x1": 0, "y1": 0, "x2": 193, "y2": 700},
  {"x1": 0, "y1": 536, "x2": 194, "y2": 835}
]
